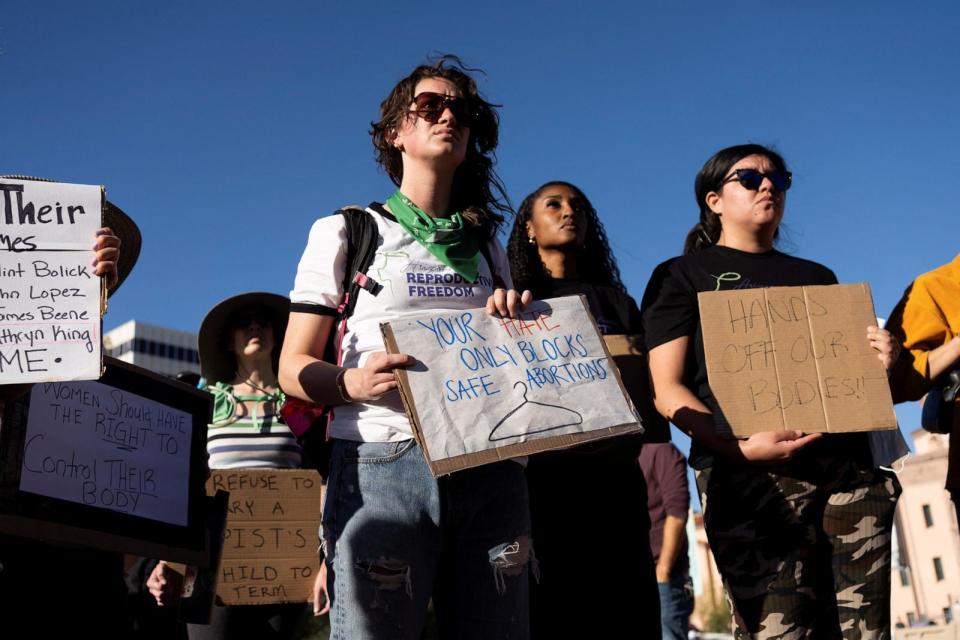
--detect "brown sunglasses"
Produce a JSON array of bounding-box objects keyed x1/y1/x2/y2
[{"x1": 410, "y1": 92, "x2": 477, "y2": 126}]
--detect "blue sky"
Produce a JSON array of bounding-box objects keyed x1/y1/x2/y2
[{"x1": 4, "y1": 1, "x2": 959, "y2": 449}]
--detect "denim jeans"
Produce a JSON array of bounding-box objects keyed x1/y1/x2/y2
[
  {"x1": 322, "y1": 438, "x2": 532, "y2": 640},
  {"x1": 658, "y1": 575, "x2": 693, "y2": 640}
]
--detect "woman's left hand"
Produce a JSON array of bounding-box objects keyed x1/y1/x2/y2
[
  {"x1": 92, "y1": 227, "x2": 121, "y2": 290},
  {"x1": 868, "y1": 326, "x2": 900, "y2": 370},
  {"x1": 485, "y1": 288, "x2": 532, "y2": 319}
]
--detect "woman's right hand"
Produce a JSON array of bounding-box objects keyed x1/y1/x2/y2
[
  {"x1": 736, "y1": 430, "x2": 822, "y2": 464},
  {"x1": 342, "y1": 352, "x2": 414, "y2": 402},
  {"x1": 146, "y1": 560, "x2": 179, "y2": 607},
  {"x1": 313, "y1": 561, "x2": 330, "y2": 616}
]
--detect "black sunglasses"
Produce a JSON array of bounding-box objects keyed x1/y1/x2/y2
[
  {"x1": 228, "y1": 308, "x2": 273, "y2": 330},
  {"x1": 410, "y1": 92, "x2": 476, "y2": 126},
  {"x1": 722, "y1": 168, "x2": 792, "y2": 192}
]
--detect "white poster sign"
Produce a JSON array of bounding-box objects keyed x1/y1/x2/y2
[
  {"x1": 20, "y1": 380, "x2": 193, "y2": 526},
  {"x1": 382, "y1": 296, "x2": 641, "y2": 473},
  {"x1": 0, "y1": 179, "x2": 102, "y2": 384}
]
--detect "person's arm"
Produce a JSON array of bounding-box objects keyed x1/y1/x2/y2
[
  {"x1": 279, "y1": 312, "x2": 412, "y2": 404},
  {"x1": 312, "y1": 561, "x2": 330, "y2": 616},
  {"x1": 927, "y1": 337, "x2": 960, "y2": 381},
  {"x1": 657, "y1": 515, "x2": 686, "y2": 582},
  {"x1": 647, "y1": 336, "x2": 821, "y2": 463},
  {"x1": 887, "y1": 279, "x2": 957, "y2": 401},
  {"x1": 653, "y1": 445, "x2": 689, "y2": 582}
]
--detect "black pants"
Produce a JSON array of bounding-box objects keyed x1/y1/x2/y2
[
  {"x1": 0, "y1": 535, "x2": 128, "y2": 639},
  {"x1": 526, "y1": 441, "x2": 660, "y2": 639},
  {"x1": 186, "y1": 602, "x2": 308, "y2": 640}
]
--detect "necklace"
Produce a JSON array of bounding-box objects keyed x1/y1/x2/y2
[{"x1": 234, "y1": 369, "x2": 279, "y2": 398}]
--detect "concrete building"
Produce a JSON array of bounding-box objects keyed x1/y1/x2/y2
[
  {"x1": 892, "y1": 429, "x2": 960, "y2": 628},
  {"x1": 103, "y1": 319, "x2": 199, "y2": 377},
  {"x1": 691, "y1": 510, "x2": 729, "y2": 631}
]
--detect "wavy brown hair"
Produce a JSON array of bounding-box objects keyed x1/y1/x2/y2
[
  {"x1": 507, "y1": 181, "x2": 626, "y2": 296},
  {"x1": 370, "y1": 54, "x2": 510, "y2": 239}
]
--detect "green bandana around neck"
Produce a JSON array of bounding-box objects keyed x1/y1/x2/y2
[{"x1": 386, "y1": 191, "x2": 481, "y2": 282}]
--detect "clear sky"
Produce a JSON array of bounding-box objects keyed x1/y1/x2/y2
[{"x1": 4, "y1": 1, "x2": 959, "y2": 450}]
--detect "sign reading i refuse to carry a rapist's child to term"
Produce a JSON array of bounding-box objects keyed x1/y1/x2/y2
[
  {"x1": 698, "y1": 283, "x2": 898, "y2": 438},
  {"x1": 0, "y1": 178, "x2": 103, "y2": 384},
  {"x1": 381, "y1": 295, "x2": 642, "y2": 476},
  {"x1": 19, "y1": 380, "x2": 193, "y2": 526}
]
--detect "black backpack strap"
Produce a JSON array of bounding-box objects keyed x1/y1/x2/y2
[{"x1": 338, "y1": 206, "x2": 381, "y2": 318}]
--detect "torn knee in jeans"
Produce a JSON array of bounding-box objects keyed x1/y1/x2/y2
[
  {"x1": 488, "y1": 535, "x2": 537, "y2": 594},
  {"x1": 355, "y1": 558, "x2": 413, "y2": 597}
]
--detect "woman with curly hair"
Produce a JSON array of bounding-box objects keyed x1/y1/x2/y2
[
  {"x1": 507, "y1": 181, "x2": 661, "y2": 639},
  {"x1": 279, "y1": 56, "x2": 533, "y2": 640}
]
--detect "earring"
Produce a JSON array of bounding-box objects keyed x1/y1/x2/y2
[{"x1": 528, "y1": 236, "x2": 536, "y2": 245}]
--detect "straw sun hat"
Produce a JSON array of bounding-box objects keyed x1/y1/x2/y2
[{"x1": 197, "y1": 292, "x2": 289, "y2": 383}]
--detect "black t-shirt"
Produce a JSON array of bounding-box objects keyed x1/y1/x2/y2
[
  {"x1": 535, "y1": 278, "x2": 671, "y2": 445},
  {"x1": 641, "y1": 245, "x2": 872, "y2": 469},
  {"x1": 535, "y1": 278, "x2": 642, "y2": 335}
]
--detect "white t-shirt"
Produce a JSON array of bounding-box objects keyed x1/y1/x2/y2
[{"x1": 290, "y1": 204, "x2": 513, "y2": 442}]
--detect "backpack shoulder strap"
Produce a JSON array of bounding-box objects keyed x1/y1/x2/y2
[{"x1": 337, "y1": 206, "x2": 380, "y2": 319}]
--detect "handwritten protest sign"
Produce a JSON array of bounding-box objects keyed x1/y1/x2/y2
[
  {"x1": 381, "y1": 296, "x2": 641, "y2": 476},
  {"x1": 209, "y1": 469, "x2": 322, "y2": 605},
  {"x1": 0, "y1": 358, "x2": 213, "y2": 565},
  {"x1": 698, "y1": 283, "x2": 897, "y2": 437},
  {"x1": 19, "y1": 379, "x2": 193, "y2": 524},
  {"x1": 0, "y1": 178, "x2": 103, "y2": 384}
]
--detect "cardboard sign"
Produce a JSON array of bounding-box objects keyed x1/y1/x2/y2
[
  {"x1": 209, "y1": 469, "x2": 323, "y2": 606},
  {"x1": 698, "y1": 283, "x2": 897, "y2": 437},
  {"x1": 0, "y1": 358, "x2": 214, "y2": 565},
  {"x1": 0, "y1": 178, "x2": 103, "y2": 384},
  {"x1": 603, "y1": 335, "x2": 670, "y2": 443},
  {"x1": 381, "y1": 296, "x2": 641, "y2": 476}
]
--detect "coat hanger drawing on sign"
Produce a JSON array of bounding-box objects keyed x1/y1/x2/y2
[{"x1": 488, "y1": 381, "x2": 584, "y2": 442}]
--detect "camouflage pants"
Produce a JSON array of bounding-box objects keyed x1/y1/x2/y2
[{"x1": 695, "y1": 458, "x2": 901, "y2": 640}]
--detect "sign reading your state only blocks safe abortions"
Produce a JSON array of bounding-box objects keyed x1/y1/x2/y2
[
  {"x1": 381, "y1": 296, "x2": 641, "y2": 476},
  {"x1": 698, "y1": 283, "x2": 897, "y2": 438},
  {"x1": 0, "y1": 179, "x2": 102, "y2": 384}
]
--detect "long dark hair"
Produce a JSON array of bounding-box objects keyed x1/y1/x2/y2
[
  {"x1": 370, "y1": 54, "x2": 510, "y2": 239},
  {"x1": 507, "y1": 181, "x2": 626, "y2": 296},
  {"x1": 684, "y1": 143, "x2": 788, "y2": 255}
]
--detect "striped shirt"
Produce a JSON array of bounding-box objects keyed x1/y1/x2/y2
[{"x1": 205, "y1": 382, "x2": 302, "y2": 470}]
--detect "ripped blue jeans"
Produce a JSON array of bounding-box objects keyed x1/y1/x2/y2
[{"x1": 322, "y1": 438, "x2": 532, "y2": 640}]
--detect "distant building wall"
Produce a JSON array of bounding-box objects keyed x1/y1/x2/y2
[
  {"x1": 103, "y1": 320, "x2": 199, "y2": 377},
  {"x1": 893, "y1": 430, "x2": 960, "y2": 627}
]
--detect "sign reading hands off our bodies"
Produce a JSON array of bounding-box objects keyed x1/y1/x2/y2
[
  {"x1": 698, "y1": 283, "x2": 897, "y2": 438},
  {"x1": 0, "y1": 179, "x2": 102, "y2": 384},
  {"x1": 381, "y1": 296, "x2": 641, "y2": 476}
]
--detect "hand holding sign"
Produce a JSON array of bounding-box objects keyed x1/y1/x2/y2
[
  {"x1": 343, "y1": 352, "x2": 415, "y2": 402},
  {"x1": 92, "y1": 227, "x2": 121, "y2": 290},
  {"x1": 0, "y1": 179, "x2": 103, "y2": 384},
  {"x1": 698, "y1": 283, "x2": 898, "y2": 438},
  {"x1": 485, "y1": 287, "x2": 533, "y2": 318},
  {"x1": 381, "y1": 295, "x2": 642, "y2": 476}
]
